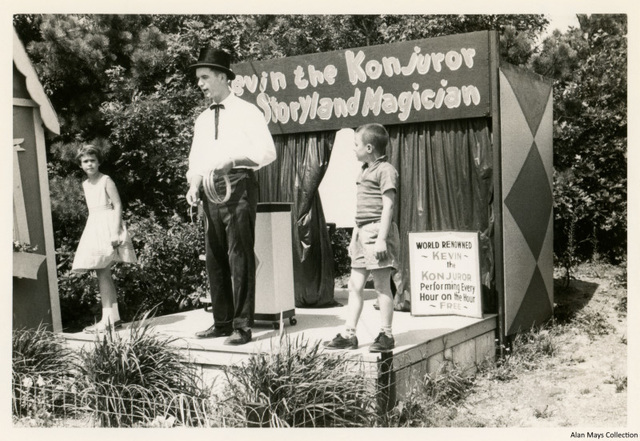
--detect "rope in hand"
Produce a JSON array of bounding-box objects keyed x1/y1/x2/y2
[{"x1": 202, "y1": 169, "x2": 231, "y2": 204}]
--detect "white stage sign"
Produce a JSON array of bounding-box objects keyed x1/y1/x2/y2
[{"x1": 409, "y1": 231, "x2": 482, "y2": 318}]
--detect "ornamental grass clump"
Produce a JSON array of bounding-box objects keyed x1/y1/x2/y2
[
  {"x1": 484, "y1": 322, "x2": 560, "y2": 382},
  {"x1": 12, "y1": 324, "x2": 80, "y2": 420},
  {"x1": 77, "y1": 312, "x2": 212, "y2": 427},
  {"x1": 221, "y1": 334, "x2": 377, "y2": 427},
  {"x1": 422, "y1": 361, "x2": 475, "y2": 407}
]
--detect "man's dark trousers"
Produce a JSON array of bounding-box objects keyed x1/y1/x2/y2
[{"x1": 202, "y1": 169, "x2": 258, "y2": 330}]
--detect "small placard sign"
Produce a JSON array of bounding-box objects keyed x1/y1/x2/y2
[{"x1": 409, "y1": 231, "x2": 482, "y2": 318}]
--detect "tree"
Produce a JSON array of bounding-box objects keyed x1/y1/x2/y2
[
  {"x1": 19, "y1": 13, "x2": 549, "y2": 222},
  {"x1": 532, "y1": 14, "x2": 627, "y2": 263}
]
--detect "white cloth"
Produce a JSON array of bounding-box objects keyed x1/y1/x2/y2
[
  {"x1": 72, "y1": 175, "x2": 137, "y2": 272},
  {"x1": 187, "y1": 93, "x2": 276, "y2": 183}
]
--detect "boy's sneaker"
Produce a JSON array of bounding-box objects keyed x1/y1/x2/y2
[
  {"x1": 324, "y1": 333, "x2": 358, "y2": 350},
  {"x1": 369, "y1": 332, "x2": 395, "y2": 352}
]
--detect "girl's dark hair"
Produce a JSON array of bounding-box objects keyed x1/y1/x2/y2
[
  {"x1": 356, "y1": 123, "x2": 389, "y2": 155},
  {"x1": 75, "y1": 144, "x2": 103, "y2": 165}
]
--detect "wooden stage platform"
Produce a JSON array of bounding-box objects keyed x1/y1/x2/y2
[{"x1": 62, "y1": 289, "x2": 497, "y2": 405}]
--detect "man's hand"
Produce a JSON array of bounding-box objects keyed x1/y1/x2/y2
[
  {"x1": 186, "y1": 185, "x2": 201, "y2": 206},
  {"x1": 213, "y1": 157, "x2": 234, "y2": 175}
]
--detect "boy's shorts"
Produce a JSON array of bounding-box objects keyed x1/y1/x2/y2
[{"x1": 349, "y1": 221, "x2": 400, "y2": 270}]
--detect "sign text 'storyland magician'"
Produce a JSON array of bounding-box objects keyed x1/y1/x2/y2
[{"x1": 231, "y1": 31, "x2": 491, "y2": 134}]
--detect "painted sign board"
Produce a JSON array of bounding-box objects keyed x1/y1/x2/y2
[
  {"x1": 409, "y1": 231, "x2": 482, "y2": 318},
  {"x1": 231, "y1": 31, "x2": 491, "y2": 135}
]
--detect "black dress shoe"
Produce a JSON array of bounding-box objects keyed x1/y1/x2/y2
[
  {"x1": 224, "y1": 329, "x2": 252, "y2": 345},
  {"x1": 195, "y1": 325, "x2": 232, "y2": 339}
]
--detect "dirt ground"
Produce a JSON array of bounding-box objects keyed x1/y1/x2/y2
[{"x1": 448, "y1": 263, "x2": 629, "y2": 427}]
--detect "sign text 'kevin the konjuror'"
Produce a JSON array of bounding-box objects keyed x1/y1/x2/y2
[
  {"x1": 231, "y1": 31, "x2": 491, "y2": 134},
  {"x1": 409, "y1": 231, "x2": 483, "y2": 318}
]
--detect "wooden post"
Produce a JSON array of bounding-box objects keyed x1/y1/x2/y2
[{"x1": 377, "y1": 352, "x2": 396, "y2": 415}]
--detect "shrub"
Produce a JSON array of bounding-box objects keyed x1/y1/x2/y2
[
  {"x1": 56, "y1": 247, "x2": 102, "y2": 332},
  {"x1": 77, "y1": 312, "x2": 211, "y2": 427},
  {"x1": 111, "y1": 212, "x2": 208, "y2": 319},
  {"x1": 49, "y1": 173, "x2": 87, "y2": 248},
  {"x1": 330, "y1": 227, "x2": 352, "y2": 279},
  {"x1": 12, "y1": 325, "x2": 80, "y2": 419},
  {"x1": 222, "y1": 335, "x2": 377, "y2": 427},
  {"x1": 57, "y1": 211, "x2": 208, "y2": 331},
  {"x1": 13, "y1": 241, "x2": 38, "y2": 253}
]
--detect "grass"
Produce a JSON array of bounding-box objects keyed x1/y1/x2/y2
[
  {"x1": 482, "y1": 322, "x2": 560, "y2": 382},
  {"x1": 534, "y1": 405, "x2": 554, "y2": 419},
  {"x1": 221, "y1": 334, "x2": 377, "y2": 427},
  {"x1": 571, "y1": 309, "x2": 613, "y2": 339},
  {"x1": 604, "y1": 374, "x2": 627, "y2": 393},
  {"x1": 615, "y1": 296, "x2": 627, "y2": 316},
  {"x1": 12, "y1": 324, "x2": 79, "y2": 422},
  {"x1": 12, "y1": 324, "x2": 79, "y2": 381},
  {"x1": 381, "y1": 361, "x2": 476, "y2": 427},
  {"x1": 76, "y1": 312, "x2": 212, "y2": 427},
  {"x1": 422, "y1": 361, "x2": 475, "y2": 406}
]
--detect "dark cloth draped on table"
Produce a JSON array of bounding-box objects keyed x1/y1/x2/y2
[
  {"x1": 257, "y1": 131, "x2": 338, "y2": 308},
  {"x1": 387, "y1": 118, "x2": 496, "y2": 313}
]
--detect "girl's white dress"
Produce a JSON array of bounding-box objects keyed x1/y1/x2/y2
[{"x1": 71, "y1": 174, "x2": 137, "y2": 273}]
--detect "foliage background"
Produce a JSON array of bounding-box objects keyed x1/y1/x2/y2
[{"x1": 13, "y1": 14, "x2": 627, "y2": 330}]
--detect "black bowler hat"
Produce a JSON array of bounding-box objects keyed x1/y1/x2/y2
[{"x1": 190, "y1": 47, "x2": 236, "y2": 80}]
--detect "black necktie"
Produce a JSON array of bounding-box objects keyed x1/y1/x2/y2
[{"x1": 209, "y1": 103, "x2": 225, "y2": 140}]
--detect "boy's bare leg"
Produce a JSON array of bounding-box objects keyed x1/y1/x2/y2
[
  {"x1": 371, "y1": 267, "x2": 393, "y2": 331},
  {"x1": 345, "y1": 267, "x2": 368, "y2": 331}
]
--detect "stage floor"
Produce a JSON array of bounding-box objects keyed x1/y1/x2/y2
[{"x1": 62, "y1": 289, "x2": 497, "y2": 374}]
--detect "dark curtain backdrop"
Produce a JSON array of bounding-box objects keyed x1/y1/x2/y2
[
  {"x1": 387, "y1": 118, "x2": 496, "y2": 313},
  {"x1": 257, "y1": 131, "x2": 338, "y2": 308},
  {"x1": 257, "y1": 118, "x2": 495, "y2": 312}
]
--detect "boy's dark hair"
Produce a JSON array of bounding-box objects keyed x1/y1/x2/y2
[
  {"x1": 356, "y1": 123, "x2": 389, "y2": 155},
  {"x1": 75, "y1": 144, "x2": 103, "y2": 164}
]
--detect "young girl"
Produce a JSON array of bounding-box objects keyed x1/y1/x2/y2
[{"x1": 71, "y1": 145, "x2": 137, "y2": 333}]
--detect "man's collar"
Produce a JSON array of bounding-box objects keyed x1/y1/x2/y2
[{"x1": 211, "y1": 92, "x2": 233, "y2": 107}]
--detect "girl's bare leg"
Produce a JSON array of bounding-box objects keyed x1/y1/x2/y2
[{"x1": 95, "y1": 267, "x2": 121, "y2": 325}]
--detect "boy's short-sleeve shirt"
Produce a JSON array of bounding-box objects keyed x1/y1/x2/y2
[{"x1": 355, "y1": 156, "x2": 398, "y2": 226}]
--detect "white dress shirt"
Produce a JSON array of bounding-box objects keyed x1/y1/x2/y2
[{"x1": 187, "y1": 93, "x2": 276, "y2": 183}]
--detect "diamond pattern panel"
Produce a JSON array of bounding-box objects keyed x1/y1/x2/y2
[
  {"x1": 503, "y1": 209, "x2": 537, "y2": 328},
  {"x1": 501, "y1": 65, "x2": 553, "y2": 136},
  {"x1": 499, "y1": 71, "x2": 534, "y2": 194},
  {"x1": 500, "y1": 66, "x2": 554, "y2": 337},
  {"x1": 507, "y1": 266, "x2": 552, "y2": 335},
  {"x1": 504, "y1": 143, "x2": 553, "y2": 260},
  {"x1": 535, "y1": 95, "x2": 554, "y2": 187},
  {"x1": 255, "y1": 251, "x2": 262, "y2": 274},
  {"x1": 539, "y1": 215, "x2": 554, "y2": 304}
]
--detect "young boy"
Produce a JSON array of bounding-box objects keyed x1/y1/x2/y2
[{"x1": 324, "y1": 123, "x2": 400, "y2": 352}]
